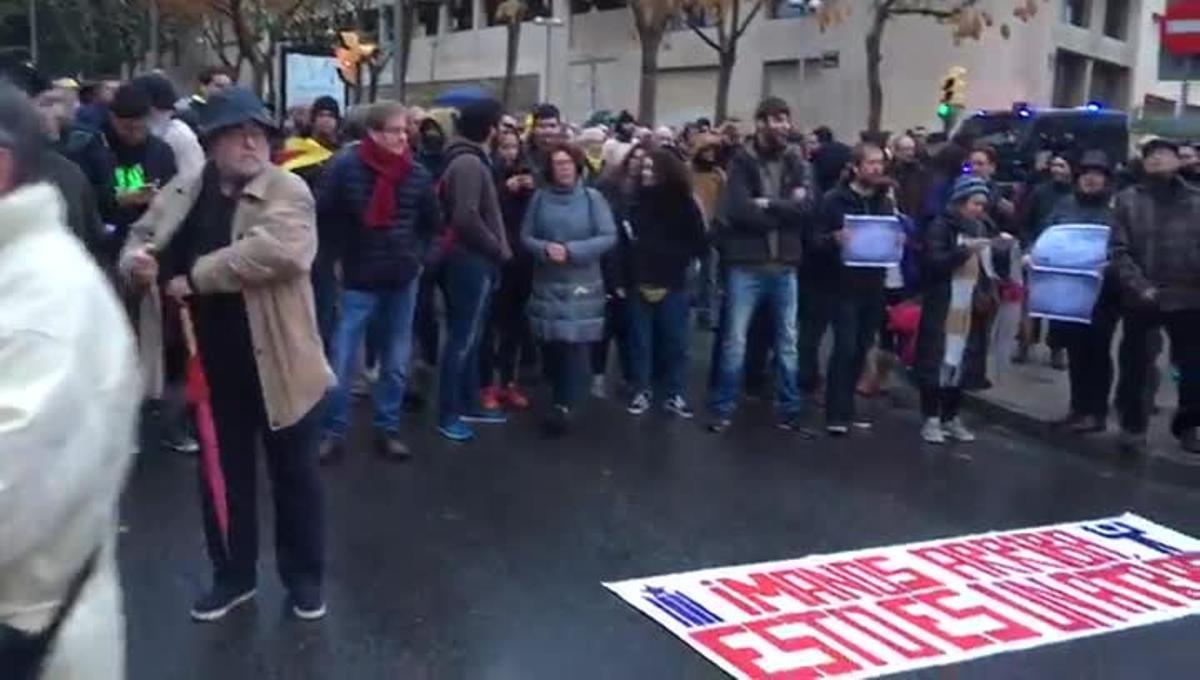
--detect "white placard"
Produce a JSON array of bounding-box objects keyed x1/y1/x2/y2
[
  {"x1": 284, "y1": 52, "x2": 345, "y2": 112},
  {"x1": 843, "y1": 215, "x2": 903, "y2": 268}
]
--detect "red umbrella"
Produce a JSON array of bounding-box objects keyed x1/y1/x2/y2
[{"x1": 180, "y1": 305, "x2": 230, "y2": 552}]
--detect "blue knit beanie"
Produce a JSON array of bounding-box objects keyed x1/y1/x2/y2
[{"x1": 949, "y1": 175, "x2": 990, "y2": 204}]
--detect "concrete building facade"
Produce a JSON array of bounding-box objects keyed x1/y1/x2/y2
[{"x1": 354, "y1": 0, "x2": 1150, "y2": 137}]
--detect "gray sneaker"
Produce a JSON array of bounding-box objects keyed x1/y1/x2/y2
[
  {"x1": 627, "y1": 391, "x2": 651, "y2": 416},
  {"x1": 943, "y1": 418, "x2": 976, "y2": 442},
  {"x1": 921, "y1": 418, "x2": 947, "y2": 444}
]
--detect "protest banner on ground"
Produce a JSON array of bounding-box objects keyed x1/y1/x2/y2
[{"x1": 605, "y1": 513, "x2": 1200, "y2": 679}]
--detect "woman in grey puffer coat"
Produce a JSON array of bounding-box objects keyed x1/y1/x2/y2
[{"x1": 521, "y1": 143, "x2": 617, "y2": 435}]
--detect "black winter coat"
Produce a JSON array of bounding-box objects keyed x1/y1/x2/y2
[
  {"x1": 805, "y1": 182, "x2": 896, "y2": 293},
  {"x1": 715, "y1": 142, "x2": 813, "y2": 267},
  {"x1": 914, "y1": 211, "x2": 990, "y2": 387},
  {"x1": 317, "y1": 146, "x2": 439, "y2": 290}
]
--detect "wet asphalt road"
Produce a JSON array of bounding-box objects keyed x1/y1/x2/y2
[{"x1": 119, "y1": 377, "x2": 1200, "y2": 680}]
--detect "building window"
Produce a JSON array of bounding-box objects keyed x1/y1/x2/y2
[
  {"x1": 489, "y1": 0, "x2": 553, "y2": 25},
  {"x1": 448, "y1": 0, "x2": 473, "y2": 31},
  {"x1": 1062, "y1": 0, "x2": 1090, "y2": 28},
  {"x1": 570, "y1": 0, "x2": 628, "y2": 14},
  {"x1": 1103, "y1": 0, "x2": 1129, "y2": 40},
  {"x1": 418, "y1": 2, "x2": 439, "y2": 37},
  {"x1": 771, "y1": 0, "x2": 818, "y2": 20}
]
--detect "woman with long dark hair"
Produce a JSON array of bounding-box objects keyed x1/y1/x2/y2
[
  {"x1": 522, "y1": 143, "x2": 617, "y2": 436},
  {"x1": 479, "y1": 128, "x2": 537, "y2": 410},
  {"x1": 621, "y1": 149, "x2": 708, "y2": 417}
]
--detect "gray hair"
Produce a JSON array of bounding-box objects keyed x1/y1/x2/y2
[
  {"x1": 0, "y1": 80, "x2": 46, "y2": 189},
  {"x1": 364, "y1": 101, "x2": 408, "y2": 132}
]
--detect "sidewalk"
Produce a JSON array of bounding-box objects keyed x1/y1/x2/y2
[{"x1": 959, "y1": 343, "x2": 1198, "y2": 469}]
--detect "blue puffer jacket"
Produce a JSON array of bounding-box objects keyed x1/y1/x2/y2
[
  {"x1": 521, "y1": 183, "x2": 617, "y2": 343},
  {"x1": 317, "y1": 144, "x2": 439, "y2": 291}
]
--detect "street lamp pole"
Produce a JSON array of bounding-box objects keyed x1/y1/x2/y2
[
  {"x1": 532, "y1": 16, "x2": 564, "y2": 104},
  {"x1": 28, "y1": 0, "x2": 38, "y2": 65}
]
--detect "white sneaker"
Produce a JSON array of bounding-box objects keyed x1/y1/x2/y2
[
  {"x1": 943, "y1": 417, "x2": 976, "y2": 442},
  {"x1": 921, "y1": 418, "x2": 947, "y2": 444}
]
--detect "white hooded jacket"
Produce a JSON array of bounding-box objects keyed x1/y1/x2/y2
[{"x1": 0, "y1": 182, "x2": 139, "y2": 679}]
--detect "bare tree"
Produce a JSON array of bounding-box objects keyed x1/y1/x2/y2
[
  {"x1": 629, "y1": 0, "x2": 682, "y2": 124},
  {"x1": 681, "y1": 0, "x2": 762, "y2": 123}
]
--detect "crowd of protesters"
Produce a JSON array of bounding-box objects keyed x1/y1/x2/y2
[{"x1": 2, "y1": 58, "x2": 1200, "y2": 654}]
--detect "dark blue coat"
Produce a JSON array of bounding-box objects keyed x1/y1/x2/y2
[{"x1": 317, "y1": 145, "x2": 439, "y2": 291}]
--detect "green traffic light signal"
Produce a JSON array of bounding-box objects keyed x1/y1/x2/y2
[{"x1": 937, "y1": 102, "x2": 952, "y2": 118}]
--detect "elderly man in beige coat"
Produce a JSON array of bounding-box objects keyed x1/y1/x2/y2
[
  {"x1": 120, "y1": 86, "x2": 333, "y2": 623},
  {"x1": 0, "y1": 84, "x2": 138, "y2": 678}
]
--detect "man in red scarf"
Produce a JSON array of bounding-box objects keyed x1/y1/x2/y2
[{"x1": 317, "y1": 102, "x2": 439, "y2": 463}]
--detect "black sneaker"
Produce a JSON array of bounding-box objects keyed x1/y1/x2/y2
[
  {"x1": 707, "y1": 417, "x2": 732, "y2": 434},
  {"x1": 777, "y1": 416, "x2": 818, "y2": 439},
  {"x1": 290, "y1": 588, "x2": 327, "y2": 621},
  {"x1": 374, "y1": 432, "x2": 413, "y2": 463},
  {"x1": 543, "y1": 406, "x2": 571, "y2": 438},
  {"x1": 190, "y1": 583, "x2": 256, "y2": 622},
  {"x1": 663, "y1": 395, "x2": 694, "y2": 419}
]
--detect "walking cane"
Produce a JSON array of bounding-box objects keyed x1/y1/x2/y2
[{"x1": 180, "y1": 305, "x2": 231, "y2": 553}]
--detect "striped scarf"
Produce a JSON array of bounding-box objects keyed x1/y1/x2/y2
[{"x1": 939, "y1": 241, "x2": 984, "y2": 388}]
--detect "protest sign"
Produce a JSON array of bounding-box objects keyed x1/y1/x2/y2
[
  {"x1": 605, "y1": 513, "x2": 1200, "y2": 680},
  {"x1": 1028, "y1": 224, "x2": 1110, "y2": 324},
  {"x1": 843, "y1": 215, "x2": 903, "y2": 268}
]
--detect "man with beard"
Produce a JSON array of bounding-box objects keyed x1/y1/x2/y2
[
  {"x1": 120, "y1": 86, "x2": 332, "y2": 621},
  {"x1": 1178, "y1": 141, "x2": 1200, "y2": 184},
  {"x1": 800, "y1": 142, "x2": 897, "y2": 435},
  {"x1": 526, "y1": 103, "x2": 564, "y2": 182},
  {"x1": 1043, "y1": 151, "x2": 1120, "y2": 435},
  {"x1": 132, "y1": 74, "x2": 206, "y2": 178},
  {"x1": 1110, "y1": 138, "x2": 1200, "y2": 455},
  {"x1": 707, "y1": 97, "x2": 814, "y2": 435}
]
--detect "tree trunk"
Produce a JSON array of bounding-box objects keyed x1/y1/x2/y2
[
  {"x1": 393, "y1": 0, "x2": 415, "y2": 101},
  {"x1": 865, "y1": 11, "x2": 887, "y2": 134},
  {"x1": 147, "y1": 0, "x2": 159, "y2": 69},
  {"x1": 715, "y1": 48, "x2": 734, "y2": 123},
  {"x1": 637, "y1": 30, "x2": 662, "y2": 125},
  {"x1": 502, "y1": 21, "x2": 522, "y2": 110}
]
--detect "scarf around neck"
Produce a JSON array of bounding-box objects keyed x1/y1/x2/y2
[{"x1": 358, "y1": 135, "x2": 414, "y2": 229}]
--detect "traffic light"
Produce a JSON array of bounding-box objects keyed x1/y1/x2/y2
[{"x1": 938, "y1": 66, "x2": 968, "y2": 119}]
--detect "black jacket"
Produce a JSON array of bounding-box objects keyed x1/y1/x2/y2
[
  {"x1": 91, "y1": 126, "x2": 178, "y2": 263},
  {"x1": 805, "y1": 181, "x2": 897, "y2": 292},
  {"x1": 914, "y1": 210, "x2": 990, "y2": 386},
  {"x1": 38, "y1": 147, "x2": 104, "y2": 259},
  {"x1": 619, "y1": 187, "x2": 708, "y2": 290},
  {"x1": 1019, "y1": 179, "x2": 1072, "y2": 246},
  {"x1": 715, "y1": 142, "x2": 813, "y2": 267},
  {"x1": 812, "y1": 140, "x2": 852, "y2": 195},
  {"x1": 1111, "y1": 176, "x2": 1200, "y2": 311},
  {"x1": 493, "y1": 154, "x2": 536, "y2": 266},
  {"x1": 317, "y1": 146, "x2": 440, "y2": 290}
]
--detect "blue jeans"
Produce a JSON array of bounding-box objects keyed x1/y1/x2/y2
[
  {"x1": 797, "y1": 287, "x2": 884, "y2": 425},
  {"x1": 627, "y1": 288, "x2": 690, "y2": 398},
  {"x1": 323, "y1": 282, "x2": 420, "y2": 438},
  {"x1": 708, "y1": 266, "x2": 800, "y2": 419},
  {"x1": 438, "y1": 251, "x2": 497, "y2": 425}
]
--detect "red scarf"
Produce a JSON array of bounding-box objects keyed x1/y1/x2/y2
[{"x1": 358, "y1": 136, "x2": 414, "y2": 229}]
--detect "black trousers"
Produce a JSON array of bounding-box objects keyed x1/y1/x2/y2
[
  {"x1": 544, "y1": 341, "x2": 590, "y2": 409},
  {"x1": 920, "y1": 386, "x2": 963, "y2": 421},
  {"x1": 1056, "y1": 305, "x2": 1118, "y2": 420},
  {"x1": 591, "y1": 296, "x2": 631, "y2": 382},
  {"x1": 201, "y1": 352, "x2": 324, "y2": 596},
  {"x1": 480, "y1": 263, "x2": 533, "y2": 387},
  {"x1": 1117, "y1": 308, "x2": 1200, "y2": 438}
]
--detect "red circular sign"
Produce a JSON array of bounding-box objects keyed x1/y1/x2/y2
[{"x1": 1163, "y1": 2, "x2": 1200, "y2": 56}]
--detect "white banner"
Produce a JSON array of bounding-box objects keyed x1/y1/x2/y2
[{"x1": 605, "y1": 513, "x2": 1200, "y2": 679}]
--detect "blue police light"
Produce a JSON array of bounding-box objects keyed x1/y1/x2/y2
[
  {"x1": 1084, "y1": 101, "x2": 1103, "y2": 112},
  {"x1": 1012, "y1": 101, "x2": 1032, "y2": 118}
]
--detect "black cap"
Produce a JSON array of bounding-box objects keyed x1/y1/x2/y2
[
  {"x1": 198, "y1": 85, "x2": 277, "y2": 138},
  {"x1": 1142, "y1": 137, "x2": 1180, "y2": 157},
  {"x1": 110, "y1": 83, "x2": 151, "y2": 119},
  {"x1": 131, "y1": 74, "x2": 178, "y2": 111},
  {"x1": 310, "y1": 95, "x2": 340, "y2": 121},
  {"x1": 1077, "y1": 150, "x2": 1112, "y2": 175},
  {"x1": 0, "y1": 59, "x2": 50, "y2": 97}
]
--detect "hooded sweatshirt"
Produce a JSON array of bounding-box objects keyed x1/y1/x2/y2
[{"x1": 440, "y1": 138, "x2": 513, "y2": 264}]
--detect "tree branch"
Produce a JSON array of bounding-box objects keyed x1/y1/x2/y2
[
  {"x1": 687, "y1": 18, "x2": 722, "y2": 52},
  {"x1": 733, "y1": 0, "x2": 763, "y2": 41}
]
